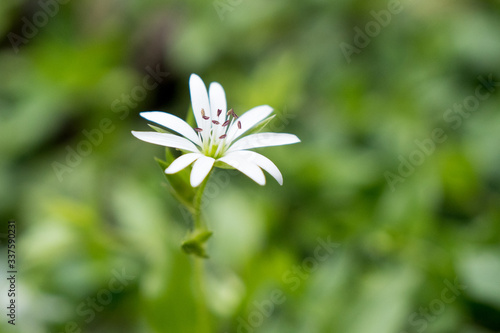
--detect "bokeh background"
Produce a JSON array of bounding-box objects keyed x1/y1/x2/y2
[{"x1": 1, "y1": 0, "x2": 500, "y2": 332}]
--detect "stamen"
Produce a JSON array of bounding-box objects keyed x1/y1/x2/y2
[
  {"x1": 237, "y1": 121, "x2": 242, "y2": 129},
  {"x1": 201, "y1": 108, "x2": 210, "y2": 120},
  {"x1": 233, "y1": 111, "x2": 239, "y2": 119},
  {"x1": 212, "y1": 120, "x2": 220, "y2": 125},
  {"x1": 228, "y1": 109, "x2": 234, "y2": 117},
  {"x1": 219, "y1": 134, "x2": 227, "y2": 139},
  {"x1": 217, "y1": 109, "x2": 222, "y2": 117},
  {"x1": 222, "y1": 120, "x2": 230, "y2": 127},
  {"x1": 194, "y1": 128, "x2": 203, "y2": 132}
]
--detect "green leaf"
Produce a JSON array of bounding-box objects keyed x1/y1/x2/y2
[
  {"x1": 164, "y1": 148, "x2": 192, "y2": 185},
  {"x1": 155, "y1": 150, "x2": 196, "y2": 210}
]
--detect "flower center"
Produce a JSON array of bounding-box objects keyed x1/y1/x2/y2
[{"x1": 194, "y1": 108, "x2": 241, "y2": 158}]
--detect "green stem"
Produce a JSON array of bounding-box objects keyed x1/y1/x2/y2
[
  {"x1": 192, "y1": 174, "x2": 211, "y2": 332},
  {"x1": 194, "y1": 257, "x2": 210, "y2": 333},
  {"x1": 193, "y1": 176, "x2": 210, "y2": 231}
]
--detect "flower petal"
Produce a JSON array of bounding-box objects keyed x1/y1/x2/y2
[
  {"x1": 140, "y1": 111, "x2": 202, "y2": 146},
  {"x1": 132, "y1": 131, "x2": 200, "y2": 153},
  {"x1": 230, "y1": 150, "x2": 283, "y2": 185},
  {"x1": 209, "y1": 82, "x2": 227, "y2": 122},
  {"x1": 218, "y1": 152, "x2": 266, "y2": 186},
  {"x1": 189, "y1": 74, "x2": 211, "y2": 133},
  {"x1": 228, "y1": 133, "x2": 300, "y2": 152},
  {"x1": 165, "y1": 153, "x2": 202, "y2": 174},
  {"x1": 209, "y1": 82, "x2": 227, "y2": 139},
  {"x1": 190, "y1": 155, "x2": 215, "y2": 187}
]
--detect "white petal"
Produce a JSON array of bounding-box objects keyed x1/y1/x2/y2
[
  {"x1": 140, "y1": 111, "x2": 202, "y2": 146},
  {"x1": 228, "y1": 133, "x2": 300, "y2": 152},
  {"x1": 190, "y1": 156, "x2": 215, "y2": 187},
  {"x1": 225, "y1": 105, "x2": 273, "y2": 143},
  {"x1": 189, "y1": 74, "x2": 211, "y2": 133},
  {"x1": 209, "y1": 82, "x2": 227, "y2": 122},
  {"x1": 231, "y1": 150, "x2": 283, "y2": 185},
  {"x1": 132, "y1": 131, "x2": 200, "y2": 153},
  {"x1": 165, "y1": 153, "x2": 202, "y2": 174},
  {"x1": 218, "y1": 153, "x2": 266, "y2": 186}
]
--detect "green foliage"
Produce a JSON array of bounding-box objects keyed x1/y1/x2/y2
[{"x1": 1, "y1": 0, "x2": 500, "y2": 332}]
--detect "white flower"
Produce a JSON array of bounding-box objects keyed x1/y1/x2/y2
[{"x1": 132, "y1": 73, "x2": 300, "y2": 187}]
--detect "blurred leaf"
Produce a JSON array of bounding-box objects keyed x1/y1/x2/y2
[{"x1": 458, "y1": 247, "x2": 500, "y2": 309}]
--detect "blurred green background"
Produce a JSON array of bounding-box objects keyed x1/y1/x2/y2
[{"x1": 1, "y1": 0, "x2": 500, "y2": 332}]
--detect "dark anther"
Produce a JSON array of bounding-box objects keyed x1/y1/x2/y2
[
  {"x1": 237, "y1": 121, "x2": 242, "y2": 129},
  {"x1": 201, "y1": 108, "x2": 210, "y2": 120},
  {"x1": 222, "y1": 120, "x2": 230, "y2": 127},
  {"x1": 219, "y1": 134, "x2": 227, "y2": 139},
  {"x1": 212, "y1": 120, "x2": 220, "y2": 125},
  {"x1": 194, "y1": 128, "x2": 203, "y2": 132}
]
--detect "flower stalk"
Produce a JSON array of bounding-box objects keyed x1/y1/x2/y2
[
  {"x1": 191, "y1": 177, "x2": 211, "y2": 333},
  {"x1": 193, "y1": 176, "x2": 209, "y2": 230},
  {"x1": 194, "y1": 256, "x2": 210, "y2": 333},
  {"x1": 180, "y1": 175, "x2": 213, "y2": 258}
]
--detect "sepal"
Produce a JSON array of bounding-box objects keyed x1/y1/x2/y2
[
  {"x1": 148, "y1": 124, "x2": 168, "y2": 133},
  {"x1": 246, "y1": 114, "x2": 276, "y2": 135}
]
